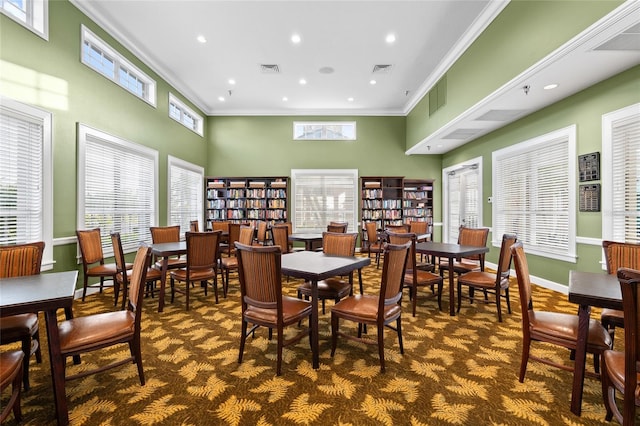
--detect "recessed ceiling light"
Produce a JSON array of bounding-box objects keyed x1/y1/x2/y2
[
  {"x1": 291, "y1": 33, "x2": 301, "y2": 44},
  {"x1": 370, "y1": 80, "x2": 377, "y2": 85},
  {"x1": 196, "y1": 35, "x2": 207, "y2": 43},
  {"x1": 228, "y1": 79, "x2": 236, "y2": 85},
  {"x1": 299, "y1": 78, "x2": 307, "y2": 85},
  {"x1": 544, "y1": 83, "x2": 559, "y2": 90},
  {"x1": 218, "y1": 96, "x2": 225, "y2": 102},
  {"x1": 347, "y1": 97, "x2": 354, "y2": 102},
  {"x1": 282, "y1": 96, "x2": 288, "y2": 102},
  {"x1": 385, "y1": 33, "x2": 396, "y2": 44}
]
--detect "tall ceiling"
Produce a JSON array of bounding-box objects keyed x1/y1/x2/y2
[{"x1": 72, "y1": 0, "x2": 640, "y2": 154}]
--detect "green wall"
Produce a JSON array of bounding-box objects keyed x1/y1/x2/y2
[
  {"x1": 442, "y1": 66, "x2": 640, "y2": 286},
  {"x1": 406, "y1": 0, "x2": 623, "y2": 150}
]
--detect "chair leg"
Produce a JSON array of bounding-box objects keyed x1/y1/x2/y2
[
  {"x1": 238, "y1": 320, "x2": 247, "y2": 364},
  {"x1": 20, "y1": 337, "x2": 30, "y2": 391},
  {"x1": 276, "y1": 326, "x2": 284, "y2": 376},
  {"x1": 496, "y1": 288, "x2": 503, "y2": 322},
  {"x1": 396, "y1": 317, "x2": 404, "y2": 355},
  {"x1": 377, "y1": 324, "x2": 385, "y2": 373},
  {"x1": 130, "y1": 337, "x2": 145, "y2": 385},
  {"x1": 412, "y1": 286, "x2": 418, "y2": 317},
  {"x1": 519, "y1": 339, "x2": 530, "y2": 382},
  {"x1": 330, "y1": 314, "x2": 339, "y2": 356},
  {"x1": 457, "y1": 283, "x2": 463, "y2": 313},
  {"x1": 170, "y1": 277, "x2": 175, "y2": 303},
  {"x1": 33, "y1": 329, "x2": 42, "y2": 363},
  {"x1": 185, "y1": 280, "x2": 190, "y2": 311},
  {"x1": 82, "y1": 276, "x2": 89, "y2": 301}
]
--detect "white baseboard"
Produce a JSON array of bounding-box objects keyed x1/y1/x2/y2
[{"x1": 485, "y1": 261, "x2": 567, "y2": 295}]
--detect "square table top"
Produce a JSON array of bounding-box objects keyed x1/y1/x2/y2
[
  {"x1": 280, "y1": 250, "x2": 370, "y2": 281},
  {"x1": 0, "y1": 270, "x2": 78, "y2": 316}
]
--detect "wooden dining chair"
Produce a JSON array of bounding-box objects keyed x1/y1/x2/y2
[
  {"x1": 438, "y1": 226, "x2": 489, "y2": 277},
  {"x1": 511, "y1": 242, "x2": 611, "y2": 382},
  {"x1": 0, "y1": 350, "x2": 24, "y2": 423},
  {"x1": 601, "y1": 267, "x2": 640, "y2": 426},
  {"x1": 457, "y1": 233, "x2": 517, "y2": 322},
  {"x1": 189, "y1": 220, "x2": 199, "y2": 232},
  {"x1": 253, "y1": 220, "x2": 269, "y2": 246},
  {"x1": 362, "y1": 221, "x2": 384, "y2": 269},
  {"x1": 212, "y1": 220, "x2": 231, "y2": 253},
  {"x1": 327, "y1": 222, "x2": 348, "y2": 233},
  {"x1": 235, "y1": 242, "x2": 312, "y2": 375},
  {"x1": 76, "y1": 228, "x2": 125, "y2": 303},
  {"x1": 0, "y1": 241, "x2": 45, "y2": 390},
  {"x1": 149, "y1": 225, "x2": 187, "y2": 271},
  {"x1": 270, "y1": 224, "x2": 291, "y2": 254},
  {"x1": 387, "y1": 232, "x2": 442, "y2": 316},
  {"x1": 170, "y1": 231, "x2": 222, "y2": 309},
  {"x1": 220, "y1": 225, "x2": 254, "y2": 297},
  {"x1": 330, "y1": 241, "x2": 411, "y2": 372},
  {"x1": 58, "y1": 245, "x2": 152, "y2": 390}
]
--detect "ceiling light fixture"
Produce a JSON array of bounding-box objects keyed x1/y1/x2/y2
[
  {"x1": 196, "y1": 35, "x2": 207, "y2": 43},
  {"x1": 347, "y1": 97, "x2": 354, "y2": 102},
  {"x1": 228, "y1": 79, "x2": 236, "y2": 85},
  {"x1": 370, "y1": 80, "x2": 377, "y2": 85},
  {"x1": 218, "y1": 96, "x2": 225, "y2": 102},
  {"x1": 291, "y1": 34, "x2": 301, "y2": 44},
  {"x1": 385, "y1": 33, "x2": 396, "y2": 44},
  {"x1": 544, "y1": 83, "x2": 559, "y2": 90},
  {"x1": 299, "y1": 78, "x2": 307, "y2": 85},
  {"x1": 282, "y1": 97, "x2": 288, "y2": 102}
]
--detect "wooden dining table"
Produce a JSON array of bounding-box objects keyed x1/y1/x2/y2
[
  {"x1": 0, "y1": 270, "x2": 78, "y2": 426},
  {"x1": 150, "y1": 241, "x2": 186, "y2": 312},
  {"x1": 280, "y1": 251, "x2": 370, "y2": 368},
  {"x1": 567, "y1": 270, "x2": 621, "y2": 416},
  {"x1": 415, "y1": 241, "x2": 489, "y2": 316},
  {"x1": 288, "y1": 233, "x2": 324, "y2": 251}
]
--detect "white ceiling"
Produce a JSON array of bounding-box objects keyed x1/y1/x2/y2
[{"x1": 72, "y1": 0, "x2": 640, "y2": 154}]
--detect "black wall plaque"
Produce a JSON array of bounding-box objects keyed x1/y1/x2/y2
[{"x1": 579, "y1": 152, "x2": 600, "y2": 182}]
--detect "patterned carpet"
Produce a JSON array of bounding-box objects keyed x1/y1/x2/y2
[{"x1": 2, "y1": 255, "x2": 623, "y2": 425}]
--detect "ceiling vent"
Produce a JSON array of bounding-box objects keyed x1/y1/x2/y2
[
  {"x1": 594, "y1": 23, "x2": 640, "y2": 51},
  {"x1": 475, "y1": 109, "x2": 528, "y2": 122},
  {"x1": 260, "y1": 64, "x2": 281, "y2": 74},
  {"x1": 372, "y1": 64, "x2": 393, "y2": 74},
  {"x1": 443, "y1": 128, "x2": 485, "y2": 140}
]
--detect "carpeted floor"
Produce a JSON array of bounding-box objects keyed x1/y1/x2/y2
[{"x1": 1, "y1": 257, "x2": 625, "y2": 425}]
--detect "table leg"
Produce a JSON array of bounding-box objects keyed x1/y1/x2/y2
[
  {"x1": 157, "y1": 258, "x2": 169, "y2": 313},
  {"x1": 44, "y1": 309, "x2": 69, "y2": 425},
  {"x1": 311, "y1": 279, "x2": 319, "y2": 369},
  {"x1": 570, "y1": 303, "x2": 590, "y2": 415},
  {"x1": 448, "y1": 257, "x2": 455, "y2": 316}
]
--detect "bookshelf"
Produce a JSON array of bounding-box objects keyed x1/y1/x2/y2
[
  {"x1": 402, "y1": 179, "x2": 434, "y2": 237},
  {"x1": 205, "y1": 177, "x2": 288, "y2": 230}
]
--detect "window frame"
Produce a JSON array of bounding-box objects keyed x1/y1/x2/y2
[
  {"x1": 293, "y1": 121, "x2": 357, "y2": 141},
  {"x1": 0, "y1": 0, "x2": 48, "y2": 40},
  {"x1": 167, "y1": 155, "x2": 204, "y2": 235},
  {"x1": 77, "y1": 123, "x2": 159, "y2": 256},
  {"x1": 168, "y1": 93, "x2": 204, "y2": 136},
  {"x1": 0, "y1": 95, "x2": 53, "y2": 269},
  {"x1": 602, "y1": 102, "x2": 640, "y2": 244},
  {"x1": 291, "y1": 169, "x2": 358, "y2": 233},
  {"x1": 80, "y1": 25, "x2": 157, "y2": 107},
  {"x1": 492, "y1": 125, "x2": 577, "y2": 262},
  {"x1": 442, "y1": 156, "x2": 483, "y2": 243}
]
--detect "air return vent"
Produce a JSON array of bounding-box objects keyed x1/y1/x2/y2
[
  {"x1": 260, "y1": 64, "x2": 281, "y2": 74},
  {"x1": 475, "y1": 109, "x2": 528, "y2": 122},
  {"x1": 594, "y1": 22, "x2": 640, "y2": 51},
  {"x1": 372, "y1": 64, "x2": 393, "y2": 74},
  {"x1": 443, "y1": 128, "x2": 484, "y2": 140}
]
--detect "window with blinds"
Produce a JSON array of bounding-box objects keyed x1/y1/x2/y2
[
  {"x1": 168, "y1": 156, "x2": 203, "y2": 235},
  {"x1": 0, "y1": 96, "x2": 53, "y2": 267},
  {"x1": 0, "y1": 0, "x2": 48, "y2": 40},
  {"x1": 443, "y1": 159, "x2": 481, "y2": 243},
  {"x1": 602, "y1": 103, "x2": 640, "y2": 244},
  {"x1": 78, "y1": 124, "x2": 158, "y2": 256},
  {"x1": 492, "y1": 126, "x2": 576, "y2": 262},
  {"x1": 291, "y1": 169, "x2": 358, "y2": 233}
]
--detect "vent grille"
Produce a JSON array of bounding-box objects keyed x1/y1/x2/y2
[
  {"x1": 475, "y1": 109, "x2": 528, "y2": 122},
  {"x1": 443, "y1": 128, "x2": 484, "y2": 140},
  {"x1": 372, "y1": 64, "x2": 393, "y2": 74},
  {"x1": 594, "y1": 23, "x2": 640, "y2": 51},
  {"x1": 260, "y1": 64, "x2": 281, "y2": 74}
]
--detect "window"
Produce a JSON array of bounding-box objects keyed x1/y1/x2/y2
[
  {"x1": 78, "y1": 124, "x2": 158, "y2": 256},
  {"x1": 443, "y1": 157, "x2": 482, "y2": 243},
  {"x1": 169, "y1": 93, "x2": 203, "y2": 136},
  {"x1": 293, "y1": 122, "x2": 356, "y2": 141},
  {"x1": 0, "y1": 96, "x2": 53, "y2": 268},
  {"x1": 493, "y1": 126, "x2": 576, "y2": 262},
  {"x1": 81, "y1": 25, "x2": 156, "y2": 106},
  {"x1": 602, "y1": 103, "x2": 640, "y2": 244},
  {"x1": 168, "y1": 156, "x2": 203, "y2": 235},
  {"x1": 0, "y1": 0, "x2": 47, "y2": 40},
  {"x1": 291, "y1": 169, "x2": 358, "y2": 233}
]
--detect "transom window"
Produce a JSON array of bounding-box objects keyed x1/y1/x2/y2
[
  {"x1": 293, "y1": 122, "x2": 356, "y2": 141},
  {"x1": 0, "y1": 0, "x2": 48, "y2": 40},
  {"x1": 169, "y1": 93, "x2": 204, "y2": 136},
  {"x1": 81, "y1": 25, "x2": 156, "y2": 106},
  {"x1": 493, "y1": 125, "x2": 576, "y2": 262}
]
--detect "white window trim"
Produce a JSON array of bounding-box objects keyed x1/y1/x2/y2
[
  {"x1": 293, "y1": 121, "x2": 357, "y2": 141},
  {"x1": 0, "y1": 95, "x2": 53, "y2": 269},
  {"x1": 442, "y1": 156, "x2": 483, "y2": 244},
  {"x1": 80, "y1": 25, "x2": 157, "y2": 107},
  {"x1": 0, "y1": 0, "x2": 48, "y2": 40},
  {"x1": 168, "y1": 93, "x2": 203, "y2": 136},
  {"x1": 492, "y1": 125, "x2": 577, "y2": 262},
  {"x1": 167, "y1": 155, "x2": 204, "y2": 234},
  {"x1": 602, "y1": 102, "x2": 640, "y2": 242}
]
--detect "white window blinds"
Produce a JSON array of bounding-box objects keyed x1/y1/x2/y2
[
  {"x1": 168, "y1": 156, "x2": 203, "y2": 235},
  {"x1": 291, "y1": 169, "x2": 358, "y2": 233},
  {"x1": 78, "y1": 124, "x2": 158, "y2": 255},
  {"x1": 446, "y1": 163, "x2": 480, "y2": 243},
  {"x1": 603, "y1": 103, "x2": 640, "y2": 244},
  {"x1": 493, "y1": 126, "x2": 576, "y2": 261}
]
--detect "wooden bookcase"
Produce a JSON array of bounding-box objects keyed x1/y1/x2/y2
[
  {"x1": 402, "y1": 179, "x2": 434, "y2": 237},
  {"x1": 205, "y1": 176, "x2": 288, "y2": 230}
]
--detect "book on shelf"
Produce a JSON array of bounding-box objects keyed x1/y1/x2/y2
[
  {"x1": 249, "y1": 181, "x2": 265, "y2": 188},
  {"x1": 229, "y1": 181, "x2": 245, "y2": 188},
  {"x1": 364, "y1": 182, "x2": 381, "y2": 188},
  {"x1": 209, "y1": 181, "x2": 225, "y2": 189},
  {"x1": 271, "y1": 181, "x2": 287, "y2": 188}
]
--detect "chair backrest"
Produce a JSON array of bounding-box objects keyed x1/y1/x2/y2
[
  {"x1": 511, "y1": 242, "x2": 533, "y2": 332},
  {"x1": 212, "y1": 221, "x2": 230, "y2": 234},
  {"x1": 409, "y1": 221, "x2": 427, "y2": 235},
  {"x1": 189, "y1": 220, "x2": 199, "y2": 232},
  {"x1": 150, "y1": 225, "x2": 181, "y2": 244},
  {"x1": 235, "y1": 242, "x2": 283, "y2": 318},
  {"x1": 496, "y1": 233, "x2": 518, "y2": 282},
  {"x1": 603, "y1": 240, "x2": 640, "y2": 274},
  {"x1": 327, "y1": 222, "x2": 348, "y2": 233},
  {"x1": 238, "y1": 225, "x2": 255, "y2": 246},
  {"x1": 0, "y1": 241, "x2": 45, "y2": 278},
  {"x1": 457, "y1": 226, "x2": 490, "y2": 262},
  {"x1": 387, "y1": 232, "x2": 417, "y2": 274},
  {"x1": 378, "y1": 242, "x2": 411, "y2": 310},
  {"x1": 617, "y1": 267, "x2": 640, "y2": 392},
  {"x1": 255, "y1": 221, "x2": 268, "y2": 244},
  {"x1": 185, "y1": 231, "x2": 221, "y2": 270},
  {"x1": 365, "y1": 221, "x2": 378, "y2": 243},
  {"x1": 227, "y1": 223, "x2": 242, "y2": 252},
  {"x1": 271, "y1": 224, "x2": 290, "y2": 254},
  {"x1": 386, "y1": 224, "x2": 409, "y2": 234},
  {"x1": 110, "y1": 232, "x2": 128, "y2": 284},
  {"x1": 322, "y1": 232, "x2": 357, "y2": 256},
  {"x1": 76, "y1": 228, "x2": 105, "y2": 265},
  {"x1": 128, "y1": 245, "x2": 152, "y2": 320}
]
